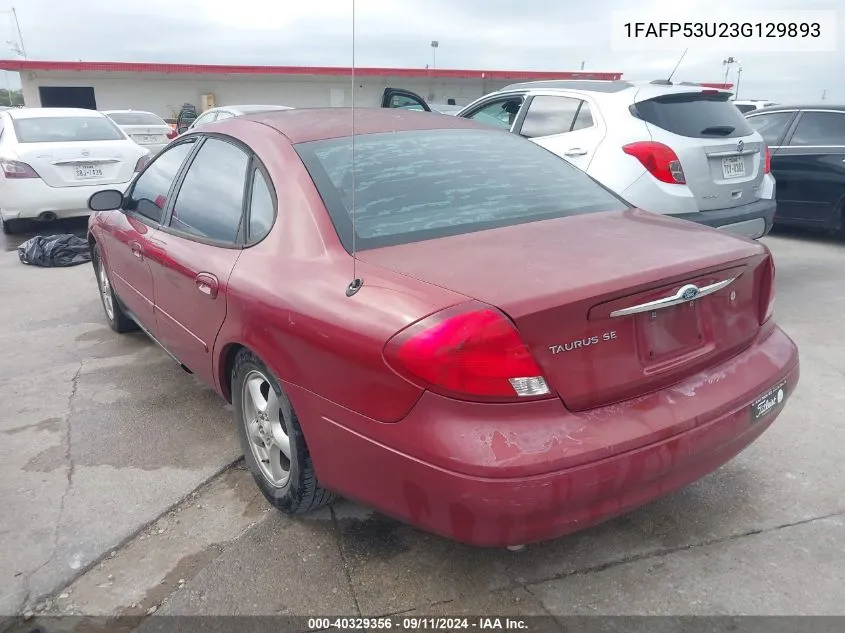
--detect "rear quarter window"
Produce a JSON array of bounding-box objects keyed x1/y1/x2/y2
[
  {"x1": 295, "y1": 129, "x2": 629, "y2": 251},
  {"x1": 633, "y1": 92, "x2": 755, "y2": 139}
]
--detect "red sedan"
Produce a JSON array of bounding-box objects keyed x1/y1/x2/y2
[{"x1": 86, "y1": 108, "x2": 799, "y2": 547}]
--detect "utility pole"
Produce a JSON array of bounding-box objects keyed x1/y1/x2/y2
[
  {"x1": 722, "y1": 56, "x2": 737, "y2": 86},
  {"x1": 734, "y1": 66, "x2": 742, "y2": 100},
  {"x1": 430, "y1": 40, "x2": 438, "y2": 71},
  {"x1": 11, "y1": 7, "x2": 26, "y2": 58},
  {"x1": 580, "y1": 61, "x2": 585, "y2": 70}
]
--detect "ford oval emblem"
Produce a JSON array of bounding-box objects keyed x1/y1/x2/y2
[
  {"x1": 681, "y1": 286, "x2": 700, "y2": 301},
  {"x1": 736, "y1": 140, "x2": 744, "y2": 153}
]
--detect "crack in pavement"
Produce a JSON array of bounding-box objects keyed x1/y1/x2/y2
[
  {"x1": 330, "y1": 505, "x2": 362, "y2": 616},
  {"x1": 16, "y1": 361, "x2": 85, "y2": 616},
  {"x1": 517, "y1": 511, "x2": 845, "y2": 590}
]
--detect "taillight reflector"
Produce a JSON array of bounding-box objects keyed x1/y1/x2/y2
[
  {"x1": 760, "y1": 255, "x2": 776, "y2": 324},
  {"x1": 1, "y1": 160, "x2": 40, "y2": 179},
  {"x1": 384, "y1": 303, "x2": 552, "y2": 401},
  {"x1": 764, "y1": 145, "x2": 772, "y2": 174},
  {"x1": 622, "y1": 141, "x2": 686, "y2": 184}
]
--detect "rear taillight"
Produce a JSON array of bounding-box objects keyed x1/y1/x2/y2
[
  {"x1": 134, "y1": 155, "x2": 150, "y2": 173},
  {"x1": 763, "y1": 145, "x2": 772, "y2": 174},
  {"x1": 760, "y1": 255, "x2": 776, "y2": 324},
  {"x1": 384, "y1": 303, "x2": 552, "y2": 401},
  {"x1": 166, "y1": 129, "x2": 178, "y2": 140},
  {"x1": 622, "y1": 141, "x2": 686, "y2": 184},
  {"x1": 1, "y1": 160, "x2": 40, "y2": 179}
]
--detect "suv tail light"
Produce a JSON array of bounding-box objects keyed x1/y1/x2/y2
[
  {"x1": 623, "y1": 141, "x2": 686, "y2": 185},
  {"x1": 166, "y1": 128, "x2": 178, "y2": 140},
  {"x1": 759, "y1": 254, "x2": 776, "y2": 324},
  {"x1": 763, "y1": 145, "x2": 772, "y2": 174},
  {"x1": 384, "y1": 303, "x2": 552, "y2": 401},
  {"x1": 1, "y1": 160, "x2": 40, "y2": 179},
  {"x1": 134, "y1": 155, "x2": 150, "y2": 173}
]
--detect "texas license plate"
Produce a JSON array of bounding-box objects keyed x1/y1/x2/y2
[
  {"x1": 136, "y1": 135, "x2": 158, "y2": 144},
  {"x1": 73, "y1": 164, "x2": 103, "y2": 178},
  {"x1": 722, "y1": 156, "x2": 746, "y2": 179},
  {"x1": 750, "y1": 380, "x2": 787, "y2": 422}
]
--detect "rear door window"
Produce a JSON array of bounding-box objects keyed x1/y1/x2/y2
[
  {"x1": 519, "y1": 96, "x2": 583, "y2": 138},
  {"x1": 125, "y1": 140, "x2": 196, "y2": 223},
  {"x1": 634, "y1": 92, "x2": 755, "y2": 139},
  {"x1": 464, "y1": 97, "x2": 524, "y2": 130},
  {"x1": 746, "y1": 112, "x2": 796, "y2": 145},
  {"x1": 788, "y1": 112, "x2": 845, "y2": 146},
  {"x1": 169, "y1": 137, "x2": 250, "y2": 243}
]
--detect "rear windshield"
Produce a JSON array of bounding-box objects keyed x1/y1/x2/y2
[
  {"x1": 14, "y1": 116, "x2": 125, "y2": 143},
  {"x1": 295, "y1": 129, "x2": 629, "y2": 251},
  {"x1": 633, "y1": 92, "x2": 755, "y2": 139},
  {"x1": 107, "y1": 112, "x2": 166, "y2": 126}
]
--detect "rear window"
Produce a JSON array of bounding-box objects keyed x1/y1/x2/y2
[
  {"x1": 13, "y1": 116, "x2": 124, "y2": 143},
  {"x1": 107, "y1": 112, "x2": 166, "y2": 126},
  {"x1": 295, "y1": 129, "x2": 628, "y2": 251},
  {"x1": 633, "y1": 92, "x2": 755, "y2": 139}
]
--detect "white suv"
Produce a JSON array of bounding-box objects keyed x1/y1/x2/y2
[{"x1": 383, "y1": 81, "x2": 776, "y2": 239}]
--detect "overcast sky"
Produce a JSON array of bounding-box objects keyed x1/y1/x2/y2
[{"x1": 2, "y1": 0, "x2": 842, "y2": 102}]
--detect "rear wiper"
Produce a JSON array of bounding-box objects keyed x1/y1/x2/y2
[{"x1": 700, "y1": 125, "x2": 735, "y2": 136}]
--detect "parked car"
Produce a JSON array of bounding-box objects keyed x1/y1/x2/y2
[
  {"x1": 0, "y1": 107, "x2": 150, "y2": 235},
  {"x1": 734, "y1": 99, "x2": 779, "y2": 114},
  {"x1": 86, "y1": 108, "x2": 798, "y2": 547},
  {"x1": 745, "y1": 104, "x2": 845, "y2": 234},
  {"x1": 382, "y1": 81, "x2": 777, "y2": 240},
  {"x1": 103, "y1": 109, "x2": 176, "y2": 156},
  {"x1": 183, "y1": 104, "x2": 293, "y2": 133},
  {"x1": 380, "y1": 90, "x2": 462, "y2": 115}
]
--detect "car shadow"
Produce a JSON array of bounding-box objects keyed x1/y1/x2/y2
[
  {"x1": 768, "y1": 224, "x2": 845, "y2": 246},
  {"x1": 1, "y1": 217, "x2": 90, "y2": 252}
]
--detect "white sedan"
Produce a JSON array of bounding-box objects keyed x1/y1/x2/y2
[
  {"x1": 102, "y1": 109, "x2": 175, "y2": 155},
  {"x1": 0, "y1": 107, "x2": 149, "y2": 235}
]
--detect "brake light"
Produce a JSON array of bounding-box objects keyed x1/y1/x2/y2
[
  {"x1": 759, "y1": 255, "x2": 776, "y2": 324},
  {"x1": 384, "y1": 303, "x2": 552, "y2": 401},
  {"x1": 622, "y1": 142, "x2": 686, "y2": 184},
  {"x1": 764, "y1": 145, "x2": 772, "y2": 174},
  {"x1": 166, "y1": 129, "x2": 178, "y2": 140},
  {"x1": 134, "y1": 155, "x2": 150, "y2": 173},
  {"x1": 1, "y1": 160, "x2": 40, "y2": 179}
]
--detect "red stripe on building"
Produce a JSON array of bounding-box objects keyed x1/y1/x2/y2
[{"x1": 0, "y1": 59, "x2": 623, "y2": 81}]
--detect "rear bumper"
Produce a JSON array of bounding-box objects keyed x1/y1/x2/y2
[
  {"x1": 673, "y1": 197, "x2": 777, "y2": 240},
  {"x1": 0, "y1": 178, "x2": 133, "y2": 222},
  {"x1": 291, "y1": 325, "x2": 799, "y2": 547}
]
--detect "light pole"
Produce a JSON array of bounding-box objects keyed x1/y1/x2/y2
[
  {"x1": 430, "y1": 40, "x2": 439, "y2": 71},
  {"x1": 1, "y1": 8, "x2": 27, "y2": 58},
  {"x1": 734, "y1": 66, "x2": 743, "y2": 100},
  {"x1": 722, "y1": 56, "x2": 737, "y2": 86}
]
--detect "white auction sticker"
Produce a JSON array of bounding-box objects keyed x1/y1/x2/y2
[{"x1": 610, "y1": 10, "x2": 838, "y2": 52}]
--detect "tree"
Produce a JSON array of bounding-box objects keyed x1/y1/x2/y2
[{"x1": 0, "y1": 88, "x2": 24, "y2": 107}]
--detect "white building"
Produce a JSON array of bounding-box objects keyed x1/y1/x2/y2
[{"x1": 0, "y1": 59, "x2": 623, "y2": 120}]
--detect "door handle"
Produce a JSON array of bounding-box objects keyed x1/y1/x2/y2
[
  {"x1": 564, "y1": 148, "x2": 588, "y2": 157},
  {"x1": 129, "y1": 240, "x2": 144, "y2": 260},
  {"x1": 195, "y1": 273, "x2": 219, "y2": 299}
]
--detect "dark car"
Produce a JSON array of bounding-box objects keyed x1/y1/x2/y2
[
  {"x1": 86, "y1": 108, "x2": 797, "y2": 547},
  {"x1": 746, "y1": 105, "x2": 845, "y2": 234}
]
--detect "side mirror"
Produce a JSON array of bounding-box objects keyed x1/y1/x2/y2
[{"x1": 89, "y1": 189, "x2": 124, "y2": 212}]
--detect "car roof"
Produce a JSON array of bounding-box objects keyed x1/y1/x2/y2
[
  {"x1": 102, "y1": 109, "x2": 160, "y2": 115},
  {"x1": 225, "y1": 104, "x2": 294, "y2": 114},
  {"x1": 6, "y1": 107, "x2": 106, "y2": 119},
  {"x1": 240, "y1": 107, "x2": 489, "y2": 144},
  {"x1": 749, "y1": 104, "x2": 845, "y2": 114},
  {"x1": 503, "y1": 79, "x2": 636, "y2": 93}
]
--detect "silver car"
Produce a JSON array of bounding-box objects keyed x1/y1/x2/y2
[
  {"x1": 186, "y1": 104, "x2": 293, "y2": 132},
  {"x1": 384, "y1": 80, "x2": 777, "y2": 239}
]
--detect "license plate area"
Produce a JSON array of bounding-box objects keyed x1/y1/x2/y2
[
  {"x1": 73, "y1": 164, "x2": 103, "y2": 179},
  {"x1": 750, "y1": 380, "x2": 787, "y2": 422},
  {"x1": 636, "y1": 302, "x2": 708, "y2": 371},
  {"x1": 134, "y1": 135, "x2": 159, "y2": 144},
  {"x1": 721, "y1": 156, "x2": 746, "y2": 179}
]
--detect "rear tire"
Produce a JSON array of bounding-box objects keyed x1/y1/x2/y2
[
  {"x1": 92, "y1": 242, "x2": 137, "y2": 333},
  {"x1": 231, "y1": 349, "x2": 335, "y2": 514}
]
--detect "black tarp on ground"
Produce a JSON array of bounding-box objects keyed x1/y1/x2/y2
[{"x1": 17, "y1": 234, "x2": 92, "y2": 267}]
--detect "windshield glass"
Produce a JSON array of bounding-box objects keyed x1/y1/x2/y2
[
  {"x1": 107, "y1": 112, "x2": 166, "y2": 126},
  {"x1": 14, "y1": 116, "x2": 125, "y2": 143},
  {"x1": 296, "y1": 128, "x2": 628, "y2": 251}
]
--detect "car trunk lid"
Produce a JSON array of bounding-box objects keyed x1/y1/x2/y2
[
  {"x1": 118, "y1": 124, "x2": 172, "y2": 147},
  {"x1": 14, "y1": 140, "x2": 139, "y2": 188},
  {"x1": 359, "y1": 209, "x2": 769, "y2": 411},
  {"x1": 632, "y1": 89, "x2": 766, "y2": 211}
]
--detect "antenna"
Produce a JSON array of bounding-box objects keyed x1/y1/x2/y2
[
  {"x1": 345, "y1": 0, "x2": 363, "y2": 297},
  {"x1": 666, "y1": 48, "x2": 688, "y2": 84}
]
